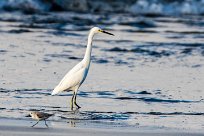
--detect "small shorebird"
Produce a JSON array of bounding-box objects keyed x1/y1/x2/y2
[
  {"x1": 51, "y1": 27, "x2": 114, "y2": 110},
  {"x1": 27, "y1": 111, "x2": 53, "y2": 127}
]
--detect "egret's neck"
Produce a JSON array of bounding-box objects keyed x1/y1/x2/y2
[{"x1": 83, "y1": 31, "x2": 94, "y2": 65}]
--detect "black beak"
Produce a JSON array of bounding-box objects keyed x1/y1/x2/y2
[
  {"x1": 26, "y1": 114, "x2": 31, "y2": 117},
  {"x1": 101, "y1": 30, "x2": 114, "y2": 36}
]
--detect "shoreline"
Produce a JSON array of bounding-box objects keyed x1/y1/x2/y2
[{"x1": 0, "y1": 118, "x2": 203, "y2": 136}]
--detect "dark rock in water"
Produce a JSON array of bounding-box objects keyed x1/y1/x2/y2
[
  {"x1": 95, "y1": 59, "x2": 109, "y2": 64},
  {"x1": 177, "y1": 43, "x2": 204, "y2": 47},
  {"x1": 0, "y1": 50, "x2": 7, "y2": 53},
  {"x1": 124, "y1": 29, "x2": 158, "y2": 33},
  {"x1": 45, "y1": 54, "x2": 81, "y2": 60},
  {"x1": 43, "y1": 58, "x2": 52, "y2": 62},
  {"x1": 115, "y1": 96, "x2": 194, "y2": 103},
  {"x1": 119, "y1": 19, "x2": 156, "y2": 28},
  {"x1": 181, "y1": 48, "x2": 193, "y2": 54},
  {"x1": 146, "y1": 50, "x2": 172, "y2": 57},
  {"x1": 201, "y1": 50, "x2": 204, "y2": 56},
  {"x1": 125, "y1": 90, "x2": 152, "y2": 95},
  {"x1": 18, "y1": 23, "x2": 47, "y2": 29},
  {"x1": 107, "y1": 47, "x2": 173, "y2": 57},
  {"x1": 108, "y1": 47, "x2": 129, "y2": 52},
  {"x1": 45, "y1": 54, "x2": 70, "y2": 59},
  {"x1": 71, "y1": 17, "x2": 96, "y2": 26},
  {"x1": 192, "y1": 64, "x2": 202, "y2": 68},
  {"x1": 78, "y1": 91, "x2": 89, "y2": 97},
  {"x1": 115, "y1": 60, "x2": 128, "y2": 65},
  {"x1": 68, "y1": 56, "x2": 81, "y2": 60},
  {"x1": 49, "y1": 31, "x2": 82, "y2": 37},
  {"x1": 97, "y1": 91, "x2": 114, "y2": 96},
  {"x1": 0, "y1": 88, "x2": 9, "y2": 93},
  {"x1": 165, "y1": 30, "x2": 204, "y2": 35},
  {"x1": 8, "y1": 29, "x2": 32, "y2": 33},
  {"x1": 154, "y1": 90, "x2": 162, "y2": 94},
  {"x1": 145, "y1": 112, "x2": 204, "y2": 116},
  {"x1": 137, "y1": 91, "x2": 152, "y2": 95}
]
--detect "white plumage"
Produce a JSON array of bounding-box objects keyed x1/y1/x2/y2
[{"x1": 51, "y1": 27, "x2": 114, "y2": 110}]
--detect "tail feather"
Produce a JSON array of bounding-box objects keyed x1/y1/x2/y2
[
  {"x1": 51, "y1": 85, "x2": 72, "y2": 95},
  {"x1": 51, "y1": 90, "x2": 57, "y2": 95},
  {"x1": 51, "y1": 86, "x2": 61, "y2": 95}
]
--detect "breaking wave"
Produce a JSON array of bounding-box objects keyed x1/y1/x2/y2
[{"x1": 0, "y1": 0, "x2": 204, "y2": 16}]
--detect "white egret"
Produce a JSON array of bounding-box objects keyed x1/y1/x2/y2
[{"x1": 51, "y1": 27, "x2": 114, "y2": 110}]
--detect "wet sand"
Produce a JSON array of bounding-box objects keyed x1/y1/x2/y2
[
  {"x1": 0, "y1": 11, "x2": 204, "y2": 133},
  {"x1": 0, "y1": 118, "x2": 203, "y2": 136}
]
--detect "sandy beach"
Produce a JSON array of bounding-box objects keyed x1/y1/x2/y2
[{"x1": 0, "y1": 118, "x2": 204, "y2": 136}]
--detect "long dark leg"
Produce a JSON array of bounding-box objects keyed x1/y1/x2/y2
[
  {"x1": 44, "y1": 120, "x2": 48, "y2": 127},
  {"x1": 74, "y1": 92, "x2": 81, "y2": 109},
  {"x1": 31, "y1": 121, "x2": 39, "y2": 127},
  {"x1": 71, "y1": 92, "x2": 75, "y2": 111}
]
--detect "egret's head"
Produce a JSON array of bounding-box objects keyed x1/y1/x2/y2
[{"x1": 91, "y1": 27, "x2": 114, "y2": 36}]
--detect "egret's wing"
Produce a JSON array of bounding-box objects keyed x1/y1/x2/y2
[
  {"x1": 58, "y1": 61, "x2": 85, "y2": 86},
  {"x1": 64, "y1": 61, "x2": 84, "y2": 77},
  {"x1": 52, "y1": 62, "x2": 86, "y2": 95},
  {"x1": 53, "y1": 68, "x2": 86, "y2": 94}
]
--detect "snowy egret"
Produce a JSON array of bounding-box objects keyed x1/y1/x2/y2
[
  {"x1": 27, "y1": 111, "x2": 53, "y2": 127},
  {"x1": 51, "y1": 27, "x2": 114, "y2": 110}
]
